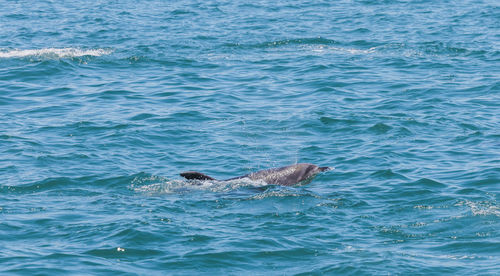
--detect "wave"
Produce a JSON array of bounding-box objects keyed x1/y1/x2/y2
[
  {"x1": 224, "y1": 37, "x2": 339, "y2": 49},
  {"x1": 224, "y1": 37, "x2": 376, "y2": 55},
  {"x1": 0, "y1": 47, "x2": 113, "y2": 59},
  {"x1": 0, "y1": 174, "x2": 139, "y2": 195}
]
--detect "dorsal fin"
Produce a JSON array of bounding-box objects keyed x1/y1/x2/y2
[{"x1": 180, "y1": 171, "x2": 216, "y2": 181}]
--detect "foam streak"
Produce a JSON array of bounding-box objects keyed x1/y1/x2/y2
[{"x1": 0, "y1": 48, "x2": 112, "y2": 58}]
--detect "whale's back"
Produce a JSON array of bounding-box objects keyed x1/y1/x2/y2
[{"x1": 246, "y1": 163, "x2": 328, "y2": 186}]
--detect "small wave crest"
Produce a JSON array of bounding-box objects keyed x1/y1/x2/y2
[{"x1": 0, "y1": 48, "x2": 113, "y2": 59}]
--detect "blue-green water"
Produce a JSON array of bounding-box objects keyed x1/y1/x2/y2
[{"x1": 1, "y1": 0, "x2": 499, "y2": 274}]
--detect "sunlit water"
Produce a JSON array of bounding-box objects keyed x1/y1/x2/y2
[{"x1": 1, "y1": 0, "x2": 499, "y2": 274}]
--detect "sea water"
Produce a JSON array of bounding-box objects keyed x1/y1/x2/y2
[{"x1": 0, "y1": 0, "x2": 499, "y2": 274}]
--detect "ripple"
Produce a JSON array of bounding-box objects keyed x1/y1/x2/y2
[
  {"x1": 370, "y1": 169, "x2": 408, "y2": 180},
  {"x1": 368, "y1": 123, "x2": 392, "y2": 134},
  {"x1": 85, "y1": 247, "x2": 163, "y2": 259},
  {"x1": 408, "y1": 178, "x2": 446, "y2": 188}
]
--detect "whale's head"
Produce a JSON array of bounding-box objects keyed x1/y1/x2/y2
[
  {"x1": 288, "y1": 163, "x2": 333, "y2": 185},
  {"x1": 302, "y1": 164, "x2": 332, "y2": 175}
]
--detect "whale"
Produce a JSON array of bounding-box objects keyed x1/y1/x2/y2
[{"x1": 180, "y1": 163, "x2": 331, "y2": 186}]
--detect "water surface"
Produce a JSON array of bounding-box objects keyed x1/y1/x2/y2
[{"x1": 1, "y1": 0, "x2": 499, "y2": 274}]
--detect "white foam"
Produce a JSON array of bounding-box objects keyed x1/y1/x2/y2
[
  {"x1": 465, "y1": 200, "x2": 499, "y2": 216},
  {"x1": 130, "y1": 175, "x2": 268, "y2": 195},
  {"x1": 309, "y1": 45, "x2": 377, "y2": 55},
  {"x1": 455, "y1": 200, "x2": 500, "y2": 216},
  {"x1": 0, "y1": 48, "x2": 113, "y2": 58}
]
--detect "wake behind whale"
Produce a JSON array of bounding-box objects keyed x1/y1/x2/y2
[{"x1": 181, "y1": 163, "x2": 332, "y2": 186}]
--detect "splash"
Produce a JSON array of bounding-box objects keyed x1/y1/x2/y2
[
  {"x1": 0, "y1": 48, "x2": 113, "y2": 58},
  {"x1": 129, "y1": 175, "x2": 268, "y2": 195}
]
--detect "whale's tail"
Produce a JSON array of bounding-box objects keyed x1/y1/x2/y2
[{"x1": 180, "y1": 171, "x2": 216, "y2": 181}]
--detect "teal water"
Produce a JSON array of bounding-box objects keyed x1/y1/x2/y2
[{"x1": 1, "y1": 0, "x2": 499, "y2": 274}]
